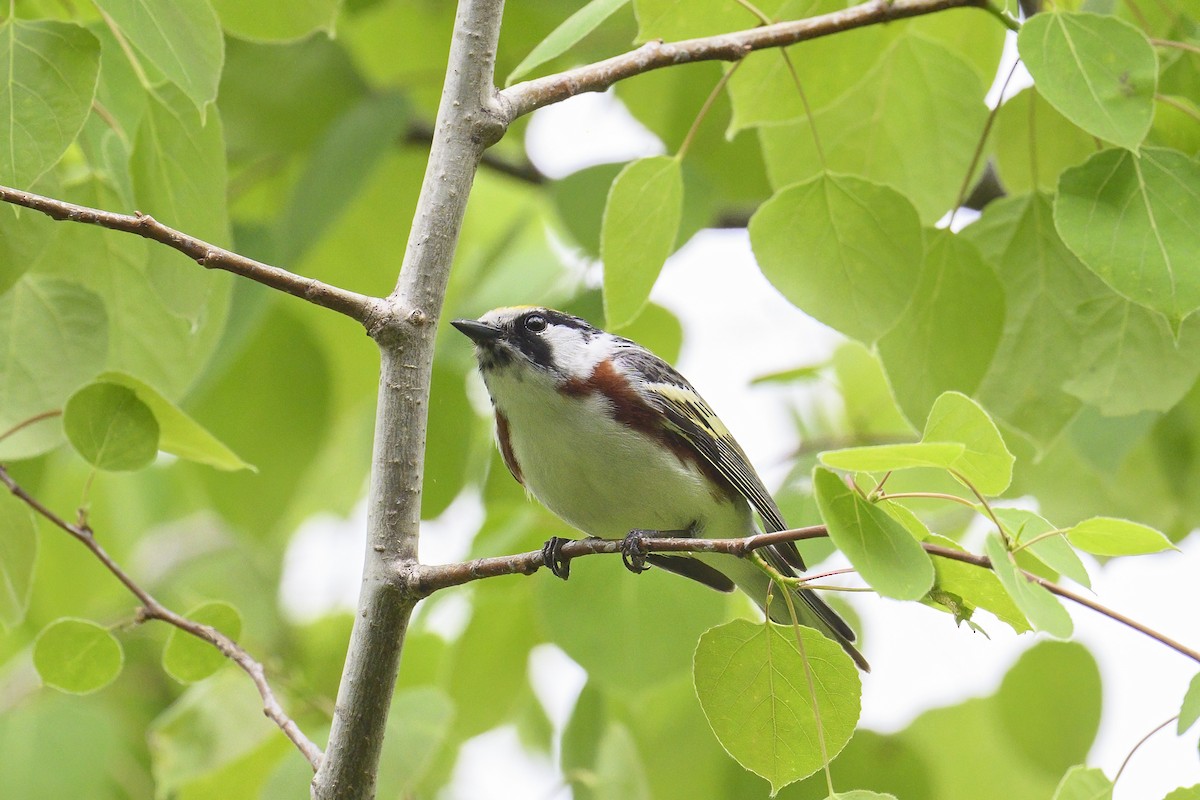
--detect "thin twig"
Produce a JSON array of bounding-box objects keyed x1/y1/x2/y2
[
  {"x1": 1113, "y1": 716, "x2": 1178, "y2": 784},
  {"x1": 0, "y1": 185, "x2": 382, "y2": 327},
  {"x1": 415, "y1": 529, "x2": 1200, "y2": 664},
  {"x1": 0, "y1": 465, "x2": 323, "y2": 769},
  {"x1": 0, "y1": 410, "x2": 63, "y2": 444},
  {"x1": 498, "y1": 0, "x2": 999, "y2": 121},
  {"x1": 1150, "y1": 37, "x2": 1200, "y2": 54}
]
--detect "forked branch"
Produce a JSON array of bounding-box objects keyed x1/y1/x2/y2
[
  {"x1": 499, "y1": 0, "x2": 1004, "y2": 120},
  {"x1": 0, "y1": 465, "x2": 323, "y2": 769}
]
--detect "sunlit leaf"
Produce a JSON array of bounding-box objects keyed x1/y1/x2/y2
[
  {"x1": 0, "y1": 490, "x2": 37, "y2": 630},
  {"x1": 1055, "y1": 148, "x2": 1200, "y2": 326},
  {"x1": 1018, "y1": 12, "x2": 1156, "y2": 149},
  {"x1": 508, "y1": 0, "x2": 630, "y2": 84},
  {"x1": 1051, "y1": 766, "x2": 1112, "y2": 800},
  {"x1": 1066, "y1": 517, "x2": 1177, "y2": 556},
  {"x1": 693, "y1": 618, "x2": 861, "y2": 794},
  {"x1": 749, "y1": 173, "x2": 923, "y2": 344},
  {"x1": 813, "y1": 467, "x2": 934, "y2": 600},
  {"x1": 601, "y1": 156, "x2": 683, "y2": 329},
  {"x1": 819, "y1": 442, "x2": 964, "y2": 473},
  {"x1": 94, "y1": 0, "x2": 222, "y2": 111},
  {"x1": 923, "y1": 392, "x2": 1014, "y2": 496},
  {"x1": 33, "y1": 618, "x2": 124, "y2": 694},
  {"x1": 0, "y1": 19, "x2": 100, "y2": 189},
  {"x1": 162, "y1": 601, "x2": 243, "y2": 684},
  {"x1": 878, "y1": 230, "x2": 1004, "y2": 425},
  {"x1": 211, "y1": 0, "x2": 340, "y2": 41},
  {"x1": 1180, "y1": 673, "x2": 1200, "y2": 735},
  {"x1": 63, "y1": 382, "x2": 160, "y2": 471},
  {"x1": 984, "y1": 534, "x2": 1072, "y2": 638}
]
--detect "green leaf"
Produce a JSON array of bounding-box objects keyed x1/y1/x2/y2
[
  {"x1": 63, "y1": 382, "x2": 160, "y2": 471},
  {"x1": 94, "y1": 0, "x2": 223, "y2": 111},
  {"x1": 633, "y1": 0, "x2": 748, "y2": 41},
  {"x1": 551, "y1": 163, "x2": 625, "y2": 258},
  {"x1": 1052, "y1": 766, "x2": 1112, "y2": 800},
  {"x1": 923, "y1": 392, "x2": 1014, "y2": 496},
  {"x1": 1062, "y1": 293, "x2": 1200, "y2": 417},
  {"x1": 878, "y1": 230, "x2": 1004, "y2": 425},
  {"x1": 148, "y1": 669, "x2": 281, "y2": 796},
  {"x1": 601, "y1": 156, "x2": 683, "y2": 329},
  {"x1": 925, "y1": 534, "x2": 1030, "y2": 633},
  {"x1": 965, "y1": 193, "x2": 1098, "y2": 445},
  {"x1": 279, "y1": 92, "x2": 412, "y2": 266},
  {"x1": 984, "y1": 534, "x2": 1073, "y2": 638},
  {"x1": 757, "y1": 36, "x2": 988, "y2": 222},
  {"x1": 1018, "y1": 12, "x2": 1156, "y2": 149},
  {"x1": 819, "y1": 442, "x2": 964, "y2": 473},
  {"x1": 99, "y1": 371, "x2": 252, "y2": 471},
  {"x1": 1179, "y1": 673, "x2": 1200, "y2": 735},
  {"x1": 162, "y1": 601, "x2": 243, "y2": 684},
  {"x1": 0, "y1": 490, "x2": 37, "y2": 630},
  {"x1": 994, "y1": 507, "x2": 1091, "y2": 589},
  {"x1": 998, "y1": 643, "x2": 1101, "y2": 774},
  {"x1": 831, "y1": 793, "x2": 899, "y2": 800},
  {"x1": 1055, "y1": 148, "x2": 1200, "y2": 326},
  {"x1": 0, "y1": 193, "x2": 59, "y2": 295},
  {"x1": 0, "y1": 279, "x2": 108, "y2": 463},
  {"x1": 131, "y1": 83, "x2": 231, "y2": 324},
  {"x1": 211, "y1": 0, "x2": 339, "y2": 41},
  {"x1": 377, "y1": 687, "x2": 455, "y2": 797},
  {"x1": 33, "y1": 618, "x2": 124, "y2": 694},
  {"x1": 1066, "y1": 517, "x2": 1176, "y2": 556},
  {"x1": 994, "y1": 88, "x2": 1097, "y2": 195},
  {"x1": 693, "y1": 618, "x2": 861, "y2": 794},
  {"x1": 508, "y1": 0, "x2": 629, "y2": 84},
  {"x1": 594, "y1": 722, "x2": 653, "y2": 800},
  {"x1": 0, "y1": 19, "x2": 100, "y2": 189},
  {"x1": 749, "y1": 173, "x2": 924, "y2": 344},
  {"x1": 832, "y1": 341, "x2": 915, "y2": 439},
  {"x1": 1164, "y1": 787, "x2": 1200, "y2": 800},
  {"x1": 813, "y1": 467, "x2": 934, "y2": 600}
]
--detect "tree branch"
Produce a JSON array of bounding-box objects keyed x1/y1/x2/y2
[
  {"x1": 415, "y1": 529, "x2": 1200, "y2": 664},
  {"x1": 498, "y1": 0, "x2": 995, "y2": 121},
  {"x1": 0, "y1": 465, "x2": 322, "y2": 769},
  {"x1": 0, "y1": 185, "x2": 382, "y2": 327},
  {"x1": 312, "y1": 0, "x2": 508, "y2": 797}
]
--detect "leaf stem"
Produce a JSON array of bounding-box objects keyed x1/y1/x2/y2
[
  {"x1": 948, "y1": 59, "x2": 1021, "y2": 227},
  {"x1": 0, "y1": 409, "x2": 62, "y2": 444},
  {"x1": 676, "y1": 60, "x2": 741, "y2": 161},
  {"x1": 1113, "y1": 715, "x2": 1178, "y2": 785}
]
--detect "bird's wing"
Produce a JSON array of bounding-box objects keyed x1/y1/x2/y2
[{"x1": 612, "y1": 348, "x2": 797, "y2": 548}]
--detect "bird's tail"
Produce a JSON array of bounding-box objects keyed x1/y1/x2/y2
[{"x1": 716, "y1": 551, "x2": 870, "y2": 672}]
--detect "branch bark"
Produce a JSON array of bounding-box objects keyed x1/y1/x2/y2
[
  {"x1": 498, "y1": 0, "x2": 994, "y2": 121},
  {"x1": 311, "y1": 0, "x2": 508, "y2": 797},
  {"x1": 415, "y1": 529, "x2": 1200, "y2": 664},
  {"x1": 0, "y1": 185, "x2": 382, "y2": 326},
  {"x1": 0, "y1": 465, "x2": 322, "y2": 768}
]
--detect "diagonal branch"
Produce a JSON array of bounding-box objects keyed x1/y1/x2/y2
[
  {"x1": 498, "y1": 0, "x2": 999, "y2": 121},
  {"x1": 415, "y1": 528, "x2": 1200, "y2": 664},
  {"x1": 0, "y1": 185, "x2": 382, "y2": 327},
  {"x1": 0, "y1": 465, "x2": 323, "y2": 770}
]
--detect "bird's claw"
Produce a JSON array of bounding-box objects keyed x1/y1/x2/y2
[
  {"x1": 542, "y1": 536, "x2": 572, "y2": 580},
  {"x1": 621, "y1": 529, "x2": 651, "y2": 574}
]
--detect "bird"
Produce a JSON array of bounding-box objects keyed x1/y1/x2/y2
[{"x1": 452, "y1": 306, "x2": 868, "y2": 671}]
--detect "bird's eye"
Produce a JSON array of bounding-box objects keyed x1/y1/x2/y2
[{"x1": 523, "y1": 314, "x2": 547, "y2": 333}]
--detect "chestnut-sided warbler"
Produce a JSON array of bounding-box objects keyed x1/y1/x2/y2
[{"x1": 453, "y1": 306, "x2": 867, "y2": 670}]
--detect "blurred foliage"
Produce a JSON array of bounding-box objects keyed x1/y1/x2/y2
[{"x1": 0, "y1": 0, "x2": 1198, "y2": 797}]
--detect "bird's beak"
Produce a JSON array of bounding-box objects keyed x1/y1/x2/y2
[{"x1": 451, "y1": 318, "x2": 503, "y2": 344}]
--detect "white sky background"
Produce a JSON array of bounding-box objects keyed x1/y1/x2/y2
[{"x1": 281, "y1": 35, "x2": 1200, "y2": 799}]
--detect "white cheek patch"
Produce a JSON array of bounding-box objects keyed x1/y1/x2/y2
[{"x1": 539, "y1": 325, "x2": 614, "y2": 383}]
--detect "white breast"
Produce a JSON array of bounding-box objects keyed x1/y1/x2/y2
[{"x1": 483, "y1": 368, "x2": 753, "y2": 541}]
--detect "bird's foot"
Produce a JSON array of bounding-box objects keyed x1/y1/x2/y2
[
  {"x1": 542, "y1": 536, "x2": 573, "y2": 580},
  {"x1": 621, "y1": 529, "x2": 652, "y2": 574}
]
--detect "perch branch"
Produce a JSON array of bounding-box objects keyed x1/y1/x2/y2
[
  {"x1": 415, "y1": 529, "x2": 1200, "y2": 664},
  {"x1": 0, "y1": 465, "x2": 322, "y2": 769},
  {"x1": 499, "y1": 0, "x2": 999, "y2": 120},
  {"x1": 0, "y1": 185, "x2": 381, "y2": 327}
]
